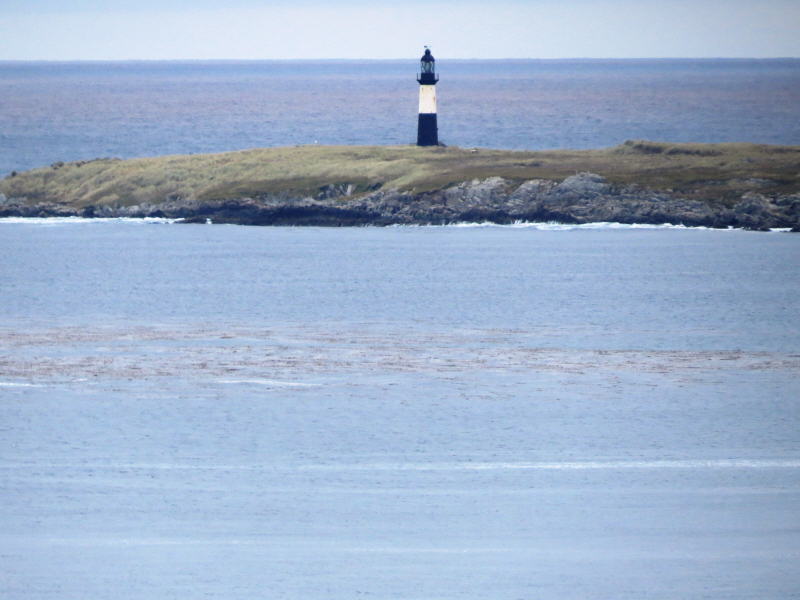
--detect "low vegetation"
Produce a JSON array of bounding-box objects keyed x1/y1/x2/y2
[{"x1": 2, "y1": 141, "x2": 799, "y2": 209}]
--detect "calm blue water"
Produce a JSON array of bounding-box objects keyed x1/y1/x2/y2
[
  {"x1": 2, "y1": 59, "x2": 800, "y2": 175},
  {"x1": 1, "y1": 221, "x2": 799, "y2": 599}
]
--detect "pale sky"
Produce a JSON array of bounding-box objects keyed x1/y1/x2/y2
[{"x1": 1, "y1": 0, "x2": 798, "y2": 60}]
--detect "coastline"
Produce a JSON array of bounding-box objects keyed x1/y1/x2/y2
[
  {"x1": 1, "y1": 216, "x2": 792, "y2": 232},
  {"x1": 2, "y1": 141, "x2": 798, "y2": 231}
]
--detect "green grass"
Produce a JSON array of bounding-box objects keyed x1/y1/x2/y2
[{"x1": 3, "y1": 141, "x2": 799, "y2": 209}]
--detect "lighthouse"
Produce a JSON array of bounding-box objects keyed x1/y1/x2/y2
[{"x1": 416, "y1": 47, "x2": 439, "y2": 146}]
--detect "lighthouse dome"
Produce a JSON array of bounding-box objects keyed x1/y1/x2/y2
[{"x1": 418, "y1": 48, "x2": 438, "y2": 83}]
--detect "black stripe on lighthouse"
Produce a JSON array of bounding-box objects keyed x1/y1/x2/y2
[
  {"x1": 416, "y1": 47, "x2": 439, "y2": 146},
  {"x1": 417, "y1": 113, "x2": 438, "y2": 146}
]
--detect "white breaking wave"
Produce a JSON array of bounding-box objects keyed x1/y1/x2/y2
[
  {"x1": 441, "y1": 221, "x2": 714, "y2": 231},
  {"x1": 437, "y1": 222, "x2": 790, "y2": 232},
  {"x1": 0, "y1": 381, "x2": 43, "y2": 387},
  {"x1": 0, "y1": 218, "x2": 788, "y2": 232},
  {"x1": 217, "y1": 378, "x2": 321, "y2": 388},
  {"x1": 0, "y1": 217, "x2": 182, "y2": 225}
]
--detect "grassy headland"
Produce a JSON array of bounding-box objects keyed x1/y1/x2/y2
[{"x1": 3, "y1": 141, "x2": 799, "y2": 210}]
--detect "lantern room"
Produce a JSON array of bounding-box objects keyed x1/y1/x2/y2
[{"x1": 417, "y1": 48, "x2": 439, "y2": 85}]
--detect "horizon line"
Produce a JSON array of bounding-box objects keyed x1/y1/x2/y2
[{"x1": 1, "y1": 56, "x2": 799, "y2": 63}]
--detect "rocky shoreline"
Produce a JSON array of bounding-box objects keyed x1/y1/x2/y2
[{"x1": 2, "y1": 172, "x2": 798, "y2": 231}]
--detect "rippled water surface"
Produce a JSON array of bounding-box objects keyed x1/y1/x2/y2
[
  {"x1": 2, "y1": 59, "x2": 800, "y2": 175},
  {"x1": 1, "y1": 221, "x2": 799, "y2": 599}
]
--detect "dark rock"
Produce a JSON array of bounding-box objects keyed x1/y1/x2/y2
[
  {"x1": 2, "y1": 172, "x2": 798, "y2": 230},
  {"x1": 552, "y1": 172, "x2": 610, "y2": 197},
  {"x1": 316, "y1": 183, "x2": 356, "y2": 200}
]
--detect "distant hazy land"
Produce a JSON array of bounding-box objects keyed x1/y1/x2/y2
[{"x1": 2, "y1": 141, "x2": 799, "y2": 230}]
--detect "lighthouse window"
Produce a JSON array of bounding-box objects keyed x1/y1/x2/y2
[{"x1": 421, "y1": 61, "x2": 434, "y2": 74}]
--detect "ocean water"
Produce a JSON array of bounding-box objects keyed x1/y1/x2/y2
[
  {"x1": 1, "y1": 59, "x2": 800, "y2": 176},
  {"x1": 1, "y1": 220, "x2": 799, "y2": 599},
  {"x1": 2, "y1": 59, "x2": 800, "y2": 599}
]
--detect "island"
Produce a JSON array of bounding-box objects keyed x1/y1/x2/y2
[{"x1": 1, "y1": 141, "x2": 798, "y2": 230}]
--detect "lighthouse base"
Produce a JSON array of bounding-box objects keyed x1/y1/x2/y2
[{"x1": 417, "y1": 114, "x2": 438, "y2": 146}]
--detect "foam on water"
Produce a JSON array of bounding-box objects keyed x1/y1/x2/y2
[
  {"x1": 414, "y1": 221, "x2": 799, "y2": 232},
  {"x1": 0, "y1": 216, "x2": 182, "y2": 225},
  {"x1": 299, "y1": 459, "x2": 800, "y2": 471},
  {"x1": 3, "y1": 459, "x2": 797, "y2": 472},
  {"x1": 216, "y1": 378, "x2": 321, "y2": 387},
  {"x1": 0, "y1": 217, "x2": 791, "y2": 231},
  {"x1": 28, "y1": 538, "x2": 515, "y2": 553},
  {"x1": 439, "y1": 221, "x2": 720, "y2": 231}
]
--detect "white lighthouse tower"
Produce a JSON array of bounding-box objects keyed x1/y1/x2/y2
[{"x1": 416, "y1": 47, "x2": 439, "y2": 146}]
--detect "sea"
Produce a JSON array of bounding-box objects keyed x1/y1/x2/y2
[
  {"x1": 1, "y1": 60, "x2": 800, "y2": 600},
  {"x1": 2, "y1": 59, "x2": 800, "y2": 175}
]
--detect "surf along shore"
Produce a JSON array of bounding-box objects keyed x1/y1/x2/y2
[{"x1": 1, "y1": 141, "x2": 799, "y2": 230}]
